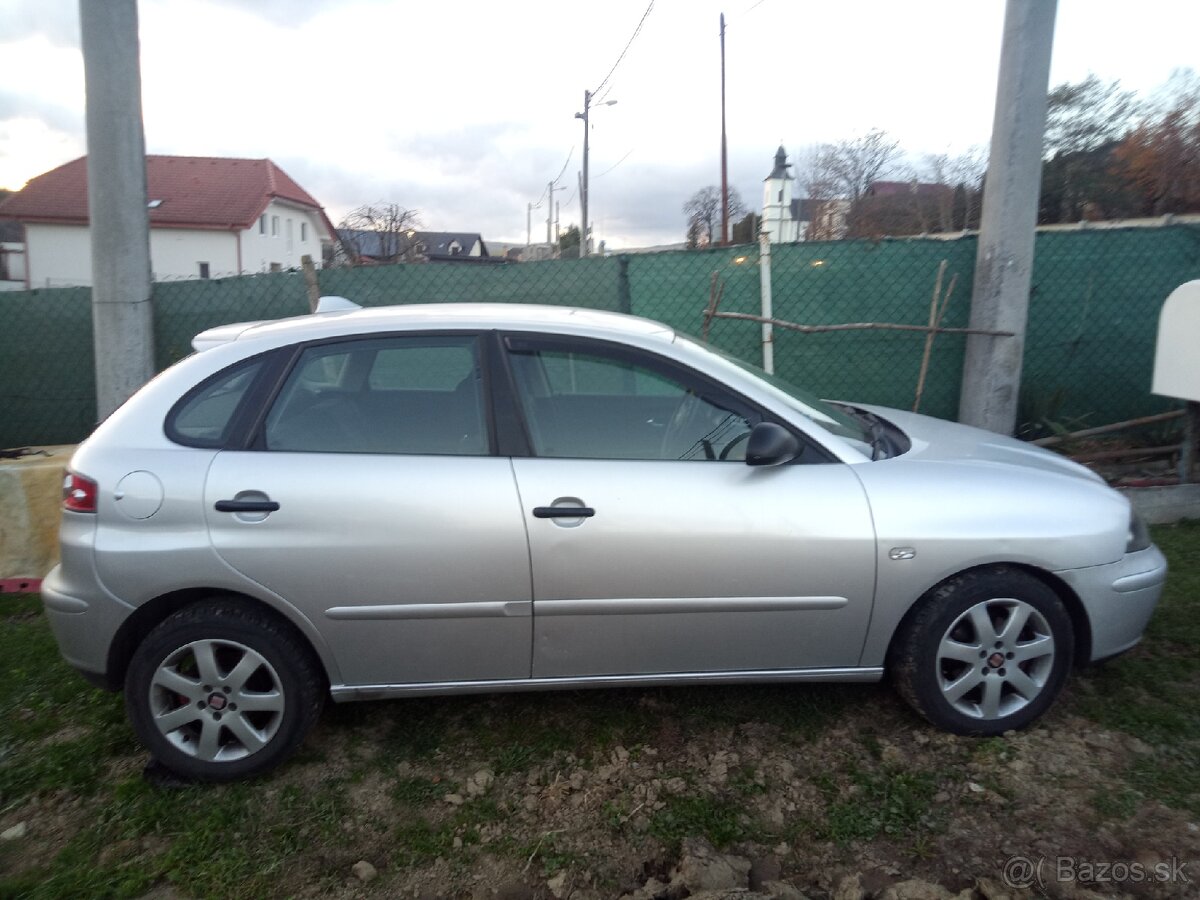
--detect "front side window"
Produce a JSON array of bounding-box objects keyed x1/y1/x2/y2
[
  {"x1": 263, "y1": 335, "x2": 487, "y2": 455},
  {"x1": 507, "y1": 340, "x2": 756, "y2": 461}
]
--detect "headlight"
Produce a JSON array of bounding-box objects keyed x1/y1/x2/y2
[{"x1": 1126, "y1": 511, "x2": 1151, "y2": 553}]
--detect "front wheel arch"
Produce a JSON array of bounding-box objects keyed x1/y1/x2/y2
[
  {"x1": 886, "y1": 564, "x2": 1084, "y2": 734},
  {"x1": 886, "y1": 563, "x2": 1092, "y2": 673}
]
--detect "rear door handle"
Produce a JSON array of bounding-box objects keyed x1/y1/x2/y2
[
  {"x1": 215, "y1": 499, "x2": 281, "y2": 513},
  {"x1": 533, "y1": 506, "x2": 595, "y2": 518}
]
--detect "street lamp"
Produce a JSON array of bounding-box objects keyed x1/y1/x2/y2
[{"x1": 575, "y1": 89, "x2": 617, "y2": 257}]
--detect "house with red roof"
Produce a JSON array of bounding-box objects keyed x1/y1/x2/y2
[{"x1": 0, "y1": 155, "x2": 338, "y2": 288}]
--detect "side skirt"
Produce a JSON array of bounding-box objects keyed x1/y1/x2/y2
[{"x1": 329, "y1": 667, "x2": 885, "y2": 702}]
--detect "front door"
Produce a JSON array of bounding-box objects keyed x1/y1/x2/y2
[{"x1": 503, "y1": 335, "x2": 877, "y2": 678}]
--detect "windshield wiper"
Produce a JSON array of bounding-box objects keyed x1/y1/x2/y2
[{"x1": 833, "y1": 404, "x2": 890, "y2": 460}]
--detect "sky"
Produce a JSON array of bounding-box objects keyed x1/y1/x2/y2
[{"x1": 1, "y1": 0, "x2": 1197, "y2": 250}]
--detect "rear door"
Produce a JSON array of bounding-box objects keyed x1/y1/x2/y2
[
  {"x1": 203, "y1": 333, "x2": 533, "y2": 687},
  {"x1": 502, "y1": 335, "x2": 877, "y2": 679}
]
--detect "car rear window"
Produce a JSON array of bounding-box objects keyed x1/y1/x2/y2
[{"x1": 262, "y1": 335, "x2": 488, "y2": 455}]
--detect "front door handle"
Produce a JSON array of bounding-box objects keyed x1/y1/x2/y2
[
  {"x1": 533, "y1": 506, "x2": 595, "y2": 519},
  {"x1": 215, "y1": 499, "x2": 281, "y2": 513}
]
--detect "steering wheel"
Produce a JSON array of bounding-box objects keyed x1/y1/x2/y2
[
  {"x1": 661, "y1": 393, "x2": 715, "y2": 460},
  {"x1": 718, "y1": 430, "x2": 752, "y2": 461}
]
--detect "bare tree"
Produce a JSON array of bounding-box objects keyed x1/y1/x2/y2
[
  {"x1": 808, "y1": 129, "x2": 902, "y2": 203},
  {"x1": 1044, "y1": 75, "x2": 1139, "y2": 158},
  {"x1": 683, "y1": 186, "x2": 746, "y2": 247},
  {"x1": 339, "y1": 203, "x2": 423, "y2": 264},
  {"x1": 1042, "y1": 76, "x2": 1140, "y2": 222},
  {"x1": 922, "y1": 147, "x2": 987, "y2": 231},
  {"x1": 1114, "y1": 70, "x2": 1200, "y2": 216}
]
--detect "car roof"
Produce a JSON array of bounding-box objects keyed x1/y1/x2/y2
[{"x1": 192, "y1": 301, "x2": 675, "y2": 352}]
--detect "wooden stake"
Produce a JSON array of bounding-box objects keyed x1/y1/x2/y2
[
  {"x1": 913, "y1": 261, "x2": 947, "y2": 412},
  {"x1": 301, "y1": 254, "x2": 320, "y2": 313},
  {"x1": 708, "y1": 311, "x2": 1010, "y2": 337}
]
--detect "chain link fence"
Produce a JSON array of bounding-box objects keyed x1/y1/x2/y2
[{"x1": 2, "y1": 225, "x2": 1198, "y2": 448}]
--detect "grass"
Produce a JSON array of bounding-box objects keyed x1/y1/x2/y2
[
  {"x1": 0, "y1": 520, "x2": 1196, "y2": 895},
  {"x1": 1072, "y1": 520, "x2": 1200, "y2": 816},
  {"x1": 815, "y1": 767, "x2": 943, "y2": 845},
  {"x1": 647, "y1": 793, "x2": 760, "y2": 851}
]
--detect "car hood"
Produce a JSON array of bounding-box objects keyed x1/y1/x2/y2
[{"x1": 854, "y1": 404, "x2": 1105, "y2": 485}]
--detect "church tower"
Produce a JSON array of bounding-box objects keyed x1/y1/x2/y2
[{"x1": 762, "y1": 145, "x2": 797, "y2": 243}]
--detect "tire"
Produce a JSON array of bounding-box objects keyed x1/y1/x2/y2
[
  {"x1": 125, "y1": 598, "x2": 324, "y2": 782},
  {"x1": 889, "y1": 568, "x2": 1074, "y2": 736}
]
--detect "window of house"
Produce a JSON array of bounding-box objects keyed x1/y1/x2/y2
[
  {"x1": 271, "y1": 216, "x2": 279, "y2": 236},
  {"x1": 269, "y1": 263, "x2": 282, "y2": 273},
  {"x1": 259, "y1": 215, "x2": 267, "y2": 234},
  {"x1": 300, "y1": 222, "x2": 308, "y2": 242},
  {"x1": 262, "y1": 336, "x2": 487, "y2": 455},
  {"x1": 198, "y1": 262, "x2": 210, "y2": 279}
]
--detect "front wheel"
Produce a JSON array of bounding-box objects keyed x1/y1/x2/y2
[
  {"x1": 125, "y1": 599, "x2": 324, "y2": 782},
  {"x1": 889, "y1": 568, "x2": 1074, "y2": 735}
]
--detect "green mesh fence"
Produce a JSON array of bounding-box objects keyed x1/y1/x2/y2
[{"x1": 2, "y1": 225, "x2": 1198, "y2": 448}]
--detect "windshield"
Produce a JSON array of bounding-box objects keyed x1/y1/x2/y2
[{"x1": 676, "y1": 336, "x2": 869, "y2": 445}]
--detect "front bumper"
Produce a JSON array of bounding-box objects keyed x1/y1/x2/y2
[{"x1": 1055, "y1": 544, "x2": 1168, "y2": 662}]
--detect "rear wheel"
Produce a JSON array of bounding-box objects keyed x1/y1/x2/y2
[
  {"x1": 889, "y1": 568, "x2": 1073, "y2": 735},
  {"x1": 125, "y1": 599, "x2": 323, "y2": 782}
]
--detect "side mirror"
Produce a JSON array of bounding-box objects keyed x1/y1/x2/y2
[{"x1": 745, "y1": 422, "x2": 800, "y2": 467}]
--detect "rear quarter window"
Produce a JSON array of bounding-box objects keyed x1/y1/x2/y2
[{"x1": 166, "y1": 359, "x2": 265, "y2": 448}]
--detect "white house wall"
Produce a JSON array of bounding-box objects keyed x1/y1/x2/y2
[
  {"x1": 23, "y1": 198, "x2": 328, "y2": 287},
  {"x1": 150, "y1": 228, "x2": 238, "y2": 279},
  {"x1": 239, "y1": 200, "x2": 327, "y2": 273},
  {"x1": 25, "y1": 224, "x2": 93, "y2": 287}
]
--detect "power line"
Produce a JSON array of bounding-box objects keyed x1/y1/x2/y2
[
  {"x1": 593, "y1": 0, "x2": 655, "y2": 101},
  {"x1": 532, "y1": 146, "x2": 574, "y2": 208},
  {"x1": 593, "y1": 149, "x2": 634, "y2": 179},
  {"x1": 552, "y1": 147, "x2": 574, "y2": 185}
]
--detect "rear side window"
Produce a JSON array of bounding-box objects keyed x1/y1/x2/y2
[
  {"x1": 167, "y1": 359, "x2": 264, "y2": 448},
  {"x1": 262, "y1": 335, "x2": 488, "y2": 455}
]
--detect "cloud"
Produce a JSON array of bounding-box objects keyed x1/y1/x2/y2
[
  {"x1": 202, "y1": 0, "x2": 355, "y2": 27},
  {"x1": 3, "y1": 2, "x2": 79, "y2": 48},
  {"x1": 0, "y1": 90, "x2": 83, "y2": 136}
]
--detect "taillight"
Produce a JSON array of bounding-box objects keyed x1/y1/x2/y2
[{"x1": 63, "y1": 472, "x2": 98, "y2": 513}]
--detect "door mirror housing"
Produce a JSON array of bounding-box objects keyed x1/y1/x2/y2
[{"x1": 745, "y1": 422, "x2": 800, "y2": 466}]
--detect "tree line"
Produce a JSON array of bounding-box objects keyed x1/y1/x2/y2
[{"x1": 683, "y1": 69, "x2": 1200, "y2": 245}]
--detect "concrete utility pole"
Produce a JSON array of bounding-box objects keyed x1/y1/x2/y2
[
  {"x1": 719, "y1": 12, "x2": 729, "y2": 246},
  {"x1": 958, "y1": 0, "x2": 1057, "y2": 434},
  {"x1": 80, "y1": 0, "x2": 155, "y2": 420},
  {"x1": 578, "y1": 89, "x2": 592, "y2": 257}
]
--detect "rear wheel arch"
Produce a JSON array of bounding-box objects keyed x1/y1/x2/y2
[{"x1": 107, "y1": 589, "x2": 334, "y2": 692}]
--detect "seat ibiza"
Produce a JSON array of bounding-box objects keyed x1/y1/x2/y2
[{"x1": 43, "y1": 300, "x2": 1167, "y2": 781}]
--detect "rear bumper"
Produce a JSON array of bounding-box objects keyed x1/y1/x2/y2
[
  {"x1": 41, "y1": 564, "x2": 125, "y2": 690},
  {"x1": 1055, "y1": 544, "x2": 1168, "y2": 662}
]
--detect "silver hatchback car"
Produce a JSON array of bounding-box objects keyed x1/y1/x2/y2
[{"x1": 43, "y1": 301, "x2": 1167, "y2": 781}]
